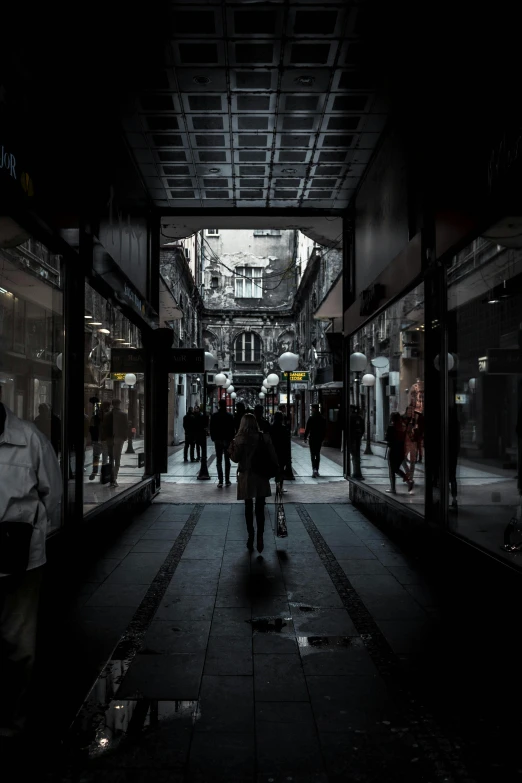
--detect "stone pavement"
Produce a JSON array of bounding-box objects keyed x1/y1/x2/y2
[{"x1": 33, "y1": 500, "x2": 488, "y2": 783}]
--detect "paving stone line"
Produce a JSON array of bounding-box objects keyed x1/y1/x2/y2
[
  {"x1": 111, "y1": 503, "x2": 205, "y2": 662},
  {"x1": 68, "y1": 504, "x2": 204, "y2": 749},
  {"x1": 295, "y1": 503, "x2": 474, "y2": 783}
]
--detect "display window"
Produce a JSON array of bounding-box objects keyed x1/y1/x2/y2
[
  {"x1": 83, "y1": 283, "x2": 146, "y2": 514},
  {"x1": 0, "y1": 221, "x2": 64, "y2": 532},
  {"x1": 348, "y1": 283, "x2": 425, "y2": 512},
  {"x1": 447, "y1": 227, "x2": 522, "y2": 564}
]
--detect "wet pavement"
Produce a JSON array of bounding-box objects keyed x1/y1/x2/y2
[{"x1": 21, "y1": 500, "x2": 522, "y2": 782}]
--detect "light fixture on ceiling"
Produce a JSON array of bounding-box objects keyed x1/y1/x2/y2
[
  {"x1": 208, "y1": 168, "x2": 221, "y2": 174},
  {"x1": 90, "y1": 322, "x2": 103, "y2": 326},
  {"x1": 193, "y1": 75, "x2": 211, "y2": 85},
  {"x1": 294, "y1": 75, "x2": 316, "y2": 86},
  {"x1": 98, "y1": 328, "x2": 111, "y2": 334},
  {"x1": 282, "y1": 168, "x2": 297, "y2": 174},
  {"x1": 84, "y1": 314, "x2": 93, "y2": 319},
  {"x1": 487, "y1": 297, "x2": 500, "y2": 304}
]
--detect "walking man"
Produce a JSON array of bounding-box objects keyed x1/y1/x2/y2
[
  {"x1": 104, "y1": 399, "x2": 128, "y2": 488},
  {"x1": 0, "y1": 387, "x2": 62, "y2": 746},
  {"x1": 304, "y1": 403, "x2": 327, "y2": 478},
  {"x1": 254, "y1": 403, "x2": 270, "y2": 434},
  {"x1": 210, "y1": 398, "x2": 235, "y2": 488}
]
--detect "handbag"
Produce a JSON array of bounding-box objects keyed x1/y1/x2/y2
[
  {"x1": 101, "y1": 463, "x2": 112, "y2": 485},
  {"x1": 275, "y1": 483, "x2": 288, "y2": 538},
  {"x1": 251, "y1": 433, "x2": 278, "y2": 479},
  {"x1": 0, "y1": 507, "x2": 38, "y2": 575}
]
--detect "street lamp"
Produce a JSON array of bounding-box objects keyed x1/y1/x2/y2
[
  {"x1": 124, "y1": 373, "x2": 137, "y2": 454},
  {"x1": 349, "y1": 352, "x2": 367, "y2": 412},
  {"x1": 361, "y1": 373, "x2": 375, "y2": 455},
  {"x1": 197, "y1": 352, "x2": 216, "y2": 481},
  {"x1": 278, "y1": 351, "x2": 299, "y2": 479},
  {"x1": 266, "y1": 373, "x2": 279, "y2": 418}
]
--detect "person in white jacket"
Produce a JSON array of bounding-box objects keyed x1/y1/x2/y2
[{"x1": 0, "y1": 388, "x2": 62, "y2": 742}]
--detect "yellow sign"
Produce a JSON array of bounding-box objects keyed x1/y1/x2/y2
[
  {"x1": 111, "y1": 373, "x2": 127, "y2": 381},
  {"x1": 282, "y1": 371, "x2": 309, "y2": 382}
]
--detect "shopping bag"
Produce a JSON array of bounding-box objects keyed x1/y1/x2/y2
[{"x1": 275, "y1": 483, "x2": 288, "y2": 538}]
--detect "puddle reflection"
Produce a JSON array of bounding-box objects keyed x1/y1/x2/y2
[
  {"x1": 297, "y1": 635, "x2": 357, "y2": 651},
  {"x1": 248, "y1": 616, "x2": 292, "y2": 632},
  {"x1": 88, "y1": 699, "x2": 199, "y2": 759}
]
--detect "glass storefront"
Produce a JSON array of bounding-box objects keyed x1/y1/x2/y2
[
  {"x1": 349, "y1": 283, "x2": 425, "y2": 512},
  {"x1": 447, "y1": 232, "x2": 522, "y2": 564},
  {"x1": 0, "y1": 224, "x2": 64, "y2": 532},
  {"x1": 83, "y1": 283, "x2": 146, "y2": 514}
]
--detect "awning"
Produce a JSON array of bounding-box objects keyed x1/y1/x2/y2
[{"x1": 314, "y1": 275, "x2": 343, "y2": 320}]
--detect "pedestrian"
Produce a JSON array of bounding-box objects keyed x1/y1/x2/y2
[
  {"x1": 449, "y1": 406, "x2": 461, "y2": 509},
  {"x1": 349, "y1": 404, "x2": 365, "y2": 479},
  {"x1": 385, "y1": 412, "x2": 414, "y2": 494},
  {"x1": 183, "y1": 407, "x2": 197, "y2": 462},
  {"x1": 103, "y1": 399, "x2": 128, "y2": 488},
  {"x1": 234, "y1": 401, "x2": 246, "y2": 434},
  {"x1": 254, "y1": 403, "x2": 270, "y2": 433},
  {"x1": 193, "y1": 404, "x2": 208, "y2": 462},
  {"x1": 229, "y1": 412, "x2": 278, "y2": 553},
  {"x1": 270, "y1": 411, "x2": 291, "y2": 489},
  {"x1": 90, "y1": 400, "x2": 111, "y2": 481},
  {"x1": 0, "y1": 387, "x2": 62, "y2": 745},
  {"x1": 210, "y1": 398, "x2": 235, "y2": 488},
  {"x1": 304, "y1": 403, "x2": 327, "y2": 478}
]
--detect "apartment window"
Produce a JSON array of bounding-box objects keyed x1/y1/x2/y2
[
  {"x1": 253, "y1": 229, "x2": 281, "y2": 236},
  {"x1": 184, "y1": 247, "x2": 191, "y2": 261},
  {"x1": 211, "y1": 276, "x2": 219, "y2": 288},
  {"x1": 207, "y1": 229, "x2": 219, "y2": 236},
  {"x1": 235, "y1": 266, "x2": 263, "y2": 298},
  {"x1": 235, "y1": 332, "x2": 262, "y2": 363}
]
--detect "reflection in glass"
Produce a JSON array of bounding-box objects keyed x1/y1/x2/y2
[
  {"x1": 349, "y1": 283, "x2": 425, "y2": 512},
  {"x1": 0, "y1": 226, "x2": 64, "y2": 532},
  {"x1": 447, "y1": 233, "x2": 522, "y2": 565},
  {"x1": 83, "y1": 283, "x2": 146, "y2": 514}
]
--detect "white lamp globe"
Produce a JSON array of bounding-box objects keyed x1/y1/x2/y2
[
  {"x1": 204, "y1": 352, "x2": 215, "y2": 371},
  {"x1": 468, "y1": 378, "x2": 476, "y2": 391},
  {"x1": 263, "y1": 378, "x2": 269, "y2": 387},
  {"x1": 361, "y1": 373, "x2": 376, "y2": 387},
  {"x1": 230, "y1": 392, "x2": 237, "y2": 399},
  {"x1": 267, "y1": 373, "x2": 280, "y2": 386},
  {"x1": 214, "y1": 372, "x2": 227, "y2": 386},
  {"x1": 227, "y1": 385, "x2": 235, "y2": 393},
  {"x1": 279, "y1": 351, "x2": 299, "y2": 372},
  {"x1": 223, "y1": 378, "x2": 231, "y2": 389},
  {"x1": 259, "y1": 392, "x2": 265, "y2": 399},
  {"x1": 350, "y1": 352, "x2": 367, "y2": 372},
  {"x1": 125, "y1": 373, "x2": 137, "y2": 387},
  {"x1": 56, "y1": 353, "x2": 63, "y2": 371},
  {"x1": 434, "y1": 353, "x2": 455, "y2": 372}
]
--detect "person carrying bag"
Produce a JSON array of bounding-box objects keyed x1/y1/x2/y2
[{"x1": 229, "y1": 413, "x2": 278, "y2": 553}]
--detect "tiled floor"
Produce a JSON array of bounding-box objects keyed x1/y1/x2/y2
[
  {"x1": 162, "y1": 440, "x2": 345, "y2": 483},
  {"x1": 36, "y1": 500, "x2": 483, "y2": 783}
]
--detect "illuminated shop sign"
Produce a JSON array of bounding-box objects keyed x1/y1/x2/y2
[{"x1": 282, "y1": 371, "x2": 310, "y2": 382}]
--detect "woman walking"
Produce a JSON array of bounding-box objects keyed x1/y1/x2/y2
[
  {"x1": 385, "y1": 412, "x2": 414, "y2": 494},
  {"x1": 229, "y1": 412, "x2": 278, "y2": 553}
]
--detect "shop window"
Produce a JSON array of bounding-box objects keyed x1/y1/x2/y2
[
  {"x1": 348, "y1": 283, "x2": 425, "y2": 513},
  {"x1": 447, "y1": 228, "x2": 522, "y2": 566},
  {"x1": 83, "y1": 283, "x2": 146, "y2": 515},
  {"x1": 0, "y1": 227, "x2": 64, "y2": 532}
]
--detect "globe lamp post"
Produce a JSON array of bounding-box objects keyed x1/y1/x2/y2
[
  {"x1": 278, "y1": 351, "x2": 299, "y2": 479},
  {"x1": 349, "y1": 352, "x2": 367, "y2": 412},
  {"x1": 124, "y1": 373, "x2": 137, "y2": 454},
  {"x1": 361, "y1": 373, "x2": 376, "y2": 455},
  {"x1": 197, "y1": 353, "x2": 216, "y2": 480}
]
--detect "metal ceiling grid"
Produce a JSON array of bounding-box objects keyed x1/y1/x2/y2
[{"x1": 123, "y1": 1, "x2": 387, "y2": 210}]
